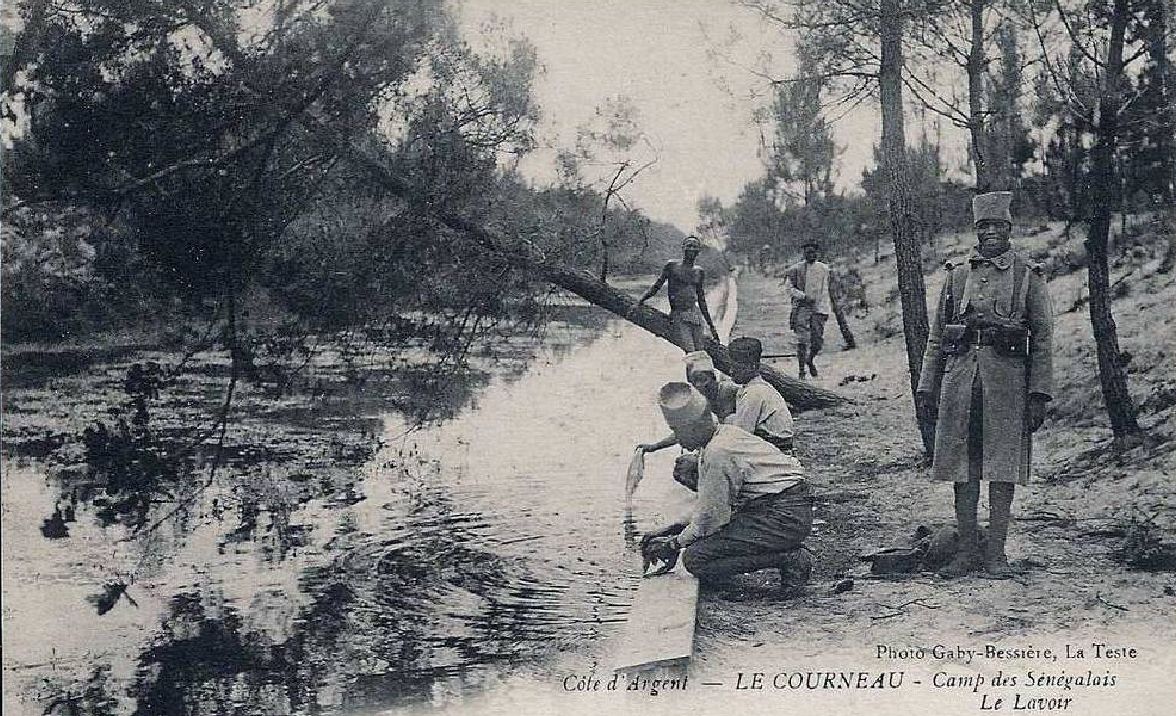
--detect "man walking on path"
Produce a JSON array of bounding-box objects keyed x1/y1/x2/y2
[
  {"x1": 786, "y1": 241, "x2": 832, "y2": 378},
  {"x1": 642, "y1": 382, "x2": 814, "y2": 595},
  {"x1": 637, "y1": 235, "x2": 721, "y2": 352},
  {"x1": 915, "y1": 191, "x2": 1054, "y2": 579}
]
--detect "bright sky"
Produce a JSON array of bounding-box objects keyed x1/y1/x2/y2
[{"x1": 457, "y1": 0, "x2": 880, "y2": 233}]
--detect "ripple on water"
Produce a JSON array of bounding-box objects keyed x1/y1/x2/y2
[{"x1": 3, "y1": 314, "x2": 693, "y2": 714}]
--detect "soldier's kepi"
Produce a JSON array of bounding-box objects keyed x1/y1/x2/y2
[{"x1": 915, "y1": 191, "x2": 1054, "y2": 579}]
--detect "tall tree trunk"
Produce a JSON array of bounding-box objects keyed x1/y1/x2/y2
[
  {"x1": 1085, "y1": 0, "x2": 1144, "y2": 445},
  {"x1": 1145, "y1": 0, "x2": 1175, "y2": 271},
  {"x1": 968, "y1": 0, "x2": 993, "y2": 191},
  {"x1": 1145, "y1": 0, "x2": 1174, "y2": 203},
  {"x1": 880, "y1": 0, "x2": 934, "y2": 451}
]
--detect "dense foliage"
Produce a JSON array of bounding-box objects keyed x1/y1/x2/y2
[{"x1": 1, "y1": 0, "x2": 684, "y2": 344}]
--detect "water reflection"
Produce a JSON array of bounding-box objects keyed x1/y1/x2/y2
[{"x1": 3, "y1": 305, "x2": 685, "y2": 715}]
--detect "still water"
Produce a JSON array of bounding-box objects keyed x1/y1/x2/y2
[{"x1": 2, "y1": 308, "x2": 698, "y2": 715}]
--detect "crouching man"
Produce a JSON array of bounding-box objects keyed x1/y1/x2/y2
[{"x1": 643, "y1": 382, "x2": 814, "y2": 595}]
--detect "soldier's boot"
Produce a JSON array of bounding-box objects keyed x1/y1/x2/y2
[
  {"x1": 939, "y1": 480, "x2": 981, "y2": 578},
  {"x1": 797, "y1": 347, "x2": 808, "y2": 379},
  {"x1": 984, "y1": 482, "x2": 1015, "y2": 578},
  {"x1": 778, "y1": 547, "x2": 814, "y2": 599}
]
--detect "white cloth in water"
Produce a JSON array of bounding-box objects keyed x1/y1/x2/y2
[{"x1": 625, "y1": 448, "x2": 645, "y2": 497}]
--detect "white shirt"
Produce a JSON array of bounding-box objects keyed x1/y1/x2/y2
[
  {"x1": 724, "y1": 376, "x2": 795, "y2": 443},
  {"x1": 787, "y1": 260, "x2": 832, "y2": 315},
  {"x1": 678, "y1": 424, "x2": 806, "y2": 546}
]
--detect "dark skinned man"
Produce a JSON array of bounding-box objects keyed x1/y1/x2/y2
[
  {"x1": 916, "y1": 191, "x2": 1054, "y2": 579},
  {"x1": 786, "y1": 241, "x2": 832, "y2": 378},
  {"x1": 637, "y1": 235, "x2": 720, "y2": 352},
  {"x1": 642, "y1": 382, "x2": 814, "y2": 596}
]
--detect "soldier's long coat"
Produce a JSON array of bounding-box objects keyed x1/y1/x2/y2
[{"x1": 917, "y1": 249, "x2": 1053, "y2": 484}]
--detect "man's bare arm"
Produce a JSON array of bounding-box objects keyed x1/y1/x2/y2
[
  {"x1": 637, "y1": 263, "x2": 670, "y2": 304},
  {"x1": 695, "y1": 269, "x2": 720, "y2": 340},
  {"x1": 637, "y1": 434, "x2": 679, "y2": 452}
]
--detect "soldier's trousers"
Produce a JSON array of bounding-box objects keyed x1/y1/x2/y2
[{"x1": 681, "y1": 483, "x2": 813, "y2": 581}]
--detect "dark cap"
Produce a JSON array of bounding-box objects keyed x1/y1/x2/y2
[
  {"x1": 728, "y1": 337, "x2": 763, "y2": 365},
  {"x1": 801, "y1": 239, "x2": 820, "y2": 250}
]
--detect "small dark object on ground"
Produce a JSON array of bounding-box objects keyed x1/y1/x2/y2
[
  {"x1": 862, "y1": 525, "x2": 990, "y2": 573},
  {"x1": 1140, "y1": 386, "x2": 1176, "y2": 414},
  {"x1": 837, "y1": 374, "x2": 877, "y2": 387},
  {"x1": 860, "y1": 548, "x2": 921, "y2": 574},
  {"x1": 832, "y1": 578, "x2": 854, "y2": 594},
  {"x1": 1113, "y1": 514, "x2": 1176, "y2": 572}
]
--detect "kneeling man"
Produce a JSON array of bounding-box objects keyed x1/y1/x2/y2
[{"x1": 643, "y1": 382, "x2": 814, "y2": 594}]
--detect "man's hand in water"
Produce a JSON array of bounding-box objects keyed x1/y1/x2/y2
[{"x1": 641, "y1": 536, "x2": 681, "y2": 576}]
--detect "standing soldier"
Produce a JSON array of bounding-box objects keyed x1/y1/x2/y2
[{"x1": 915, "y1": 191, "x2": 1054, "y2": 579}]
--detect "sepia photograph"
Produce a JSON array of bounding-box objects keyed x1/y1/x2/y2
[{"x1": 2, "y1": 1, "x2": 1174, "y2": 714}]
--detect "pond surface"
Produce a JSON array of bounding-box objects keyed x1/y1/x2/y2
[{"x1": 2, "y1": 304, "x2": 699, "y2": 715}]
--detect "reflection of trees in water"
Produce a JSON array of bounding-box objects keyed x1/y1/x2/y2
[
  {"x1": 9, "y1": 309, "x2": 609, "y2": 713},
  {"x1": 39, "y1": 665, "x2": 119, "y2": 716},
  {"x1": 121, "y1": 480, "x2": 569, "y2": 715},
  {"x1": 133, "y1": 594, "x2": 265, "y2": 716},
  {"x1": 24, "y1": 305, "x2": 607, "y2": 541}
]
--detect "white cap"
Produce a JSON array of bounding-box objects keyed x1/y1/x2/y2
[
  {"x1": 683, "y1": 351, "x2": 715, "y2": 376},
  {"x1": 658, "y1": 382, "x2": 710, "y2": 430}
]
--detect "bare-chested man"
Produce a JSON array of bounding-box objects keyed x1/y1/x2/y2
[{"x1": 637, "y1": 235, "x2": 720, "y2": 351}]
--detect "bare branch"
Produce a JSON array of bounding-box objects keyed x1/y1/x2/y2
[
  {"x1": 900, "y1": 68, "x2": 973, "y2": 127},
  {"x1": 1027, "y1": 3, "x2": 1095, "y2": 124},
  {"x1": 1053, "y1": 0, "x2": 1105, "y2": 69}
]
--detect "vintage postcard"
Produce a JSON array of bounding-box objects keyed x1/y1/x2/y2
[{"x1": 3, "y1": 1, "x2": 1174, "y2": 714}]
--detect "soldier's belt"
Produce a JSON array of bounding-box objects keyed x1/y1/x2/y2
[{"x1": 942, "y1": 325, "x2": 1029, "y2": 357}]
